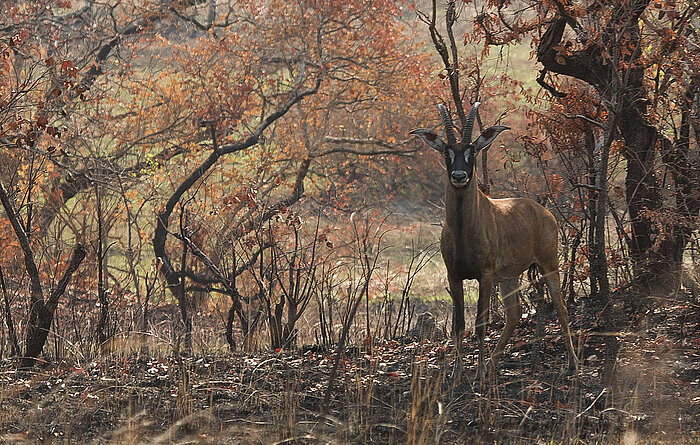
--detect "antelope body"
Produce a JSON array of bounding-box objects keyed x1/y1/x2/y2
[{"x1": 411, "y1": 103, "x2": 578, "y2": 376}]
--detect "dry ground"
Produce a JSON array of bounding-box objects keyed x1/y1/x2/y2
[{"x1": 0, "y1": 294, "x2": 697, "y2": 444}]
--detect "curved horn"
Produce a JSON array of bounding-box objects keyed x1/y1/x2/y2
[
  {"x1": 437, "y1": 104, "x2": 457, "y2": 146},
  {"x1": 463, "y1": 101, "x2": 481, "y2": 142}
]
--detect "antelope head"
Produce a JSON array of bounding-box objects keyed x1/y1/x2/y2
[{"x1": 410, "y1": 102, "x2": 509, "y2": 188}]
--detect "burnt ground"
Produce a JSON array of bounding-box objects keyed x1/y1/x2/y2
[{"x1": 0, "y1": 294, "x2": 697, "y2": 444}]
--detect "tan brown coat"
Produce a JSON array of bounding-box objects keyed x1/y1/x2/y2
[{"x1": 411, "y1": 102, "x2": 578, "y2": 378}]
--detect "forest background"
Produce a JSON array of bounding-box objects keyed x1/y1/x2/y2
[{"x1": 0, "y1": 0, "x2": 698, "y2": 443}]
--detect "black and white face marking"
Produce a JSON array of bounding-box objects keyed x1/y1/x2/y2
[
  {"x1": 409, "y1": 102, "x2": 509, "y2": 189},
  {"x1": 445, "y1": 146, "x2": 475, "y2": 188}
]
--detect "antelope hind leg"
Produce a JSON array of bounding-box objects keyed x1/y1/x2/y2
[
  {"x1": 542, "y1": 269, "x2": 579, "y2": 370},
  {"x1": 489, "y1": 278, "x2": 522, "y2": 371}
]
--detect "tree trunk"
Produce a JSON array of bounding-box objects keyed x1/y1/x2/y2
[
  {"x1": 592, "y1": 119, "x2": 620, "y2": 384},
  {"x1": 22, "y1": 245, "x2": 86, "y2": 368},
  {"x1": 226, "y1": 301, "x2": 237, "y2": 351},
  {"x1": 0, "y1": 179, "x2": 87, "y2": 368},
  {"x1": 536, "y1": 8, "x2": 696, "y2": 294},
  {"x1": 285, "y1": 300, "x2": 298, "y2": 348},
  {"x1": 178, "y1": 208, "x2": 192, "y2": 352},
  {"x1": 95, "y1": 184, "x2": 110, "y2": 346},
  {"x1": 619, "y1": 113, "x2": 663, "y2": 287},
  {"x1": 270, "y1": 299, "x2": 284, "y2": 350},
  {"x1": 586, "y1": 128, "x2": 600, "y2": 298},
  {"x1": 591, "y1": 120, "x2": 614, "y2": 302},
  {"x1": 0, "y1": 265, "x2": 20, "y2": 357}
]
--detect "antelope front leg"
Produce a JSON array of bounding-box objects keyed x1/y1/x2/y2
[
  {"x1": 447, "y1": 273, "x2": 466, "y2": 349},
  {"x1": 475, "y1": 273, "x2": 494, "y2": 387},
  {"x1": 447, "y1": 273, "x2": 465, "y2": 379}
]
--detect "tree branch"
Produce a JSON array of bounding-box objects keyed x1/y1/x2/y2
[
  {"x1": 320, "y1": 136, "x2": 417, "y2": 157},
  {"x1": 46, "y1": 244, "x2": 87, "y2": 313},
  {"x1": 0, "y1": 180, "x2": 43, "y2": 303},
  {"x1": 153, "y1": 68, "x2": 323, "y2": 298}
]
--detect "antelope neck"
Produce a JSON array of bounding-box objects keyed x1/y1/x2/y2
[{"x1": 445, "y1": 170, "x2": 482, "y2": 236}]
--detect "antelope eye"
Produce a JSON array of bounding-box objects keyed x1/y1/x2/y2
[{"x1": 446, "y1": 149, "x2": 455, "y2": 164}]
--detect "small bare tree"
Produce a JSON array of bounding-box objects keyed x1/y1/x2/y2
[
  {"x1": 322, "y1": 210, "x2": 389, "y2": 412},
  {"x1": 0, "y1": 180, "x2": 85, "y2": 368}
]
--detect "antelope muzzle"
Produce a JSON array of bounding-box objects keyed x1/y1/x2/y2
[{"x1": 451, "y1": 170, "x2": 468, "y2": 187}]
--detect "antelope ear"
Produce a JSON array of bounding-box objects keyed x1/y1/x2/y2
[
  {"x1": 410, "y1": 129, "x2": 446, "y2": 152},
  {"x1": 472, "y1": 125, "x2": 510, "y2": 153}
]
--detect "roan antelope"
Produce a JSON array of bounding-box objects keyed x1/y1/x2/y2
[{"x1": 410, "y1": 102, "x2": 578, "y2": 378}]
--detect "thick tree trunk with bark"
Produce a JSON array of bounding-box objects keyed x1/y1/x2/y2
[{"x1": 619, "y1": 115, "x2": 665, "y2": 287}]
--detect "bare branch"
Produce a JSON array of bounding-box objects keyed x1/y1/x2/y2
[
  {"x1": 557, "y1": 112, "x2": 606, "y2": 128},
  {"x1": 537, "y1": 70, "x2": 568, "y2": 98},
  {"x1": 418, "y1": 0, "x2": 467, "y2": 127},
  {"x1": 46, "y1": 244, "x2": 87, "y2": 313},
  {"x1": 320, "y1": 136, "x2": 417, "y2": 157},
  {"x1": 153, "y1": 64, "x2": 323, "y2": 299},
  {"x1": 0, "y1": 180, "x2": 43, "y2": 303}
]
